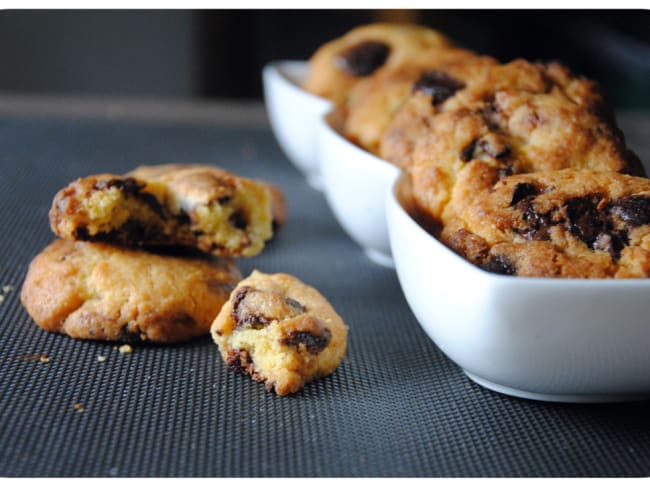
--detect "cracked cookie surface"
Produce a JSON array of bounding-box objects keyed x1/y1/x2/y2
[
  {"x1": 21, "y1": 239, "x2": 241, "y2": 342},
  {"x1": 211, "y1": 270, "x2": 348, "y2": 395},
  {"x1": 49, "y1": 164, "x2": 285, "y2": 257}
]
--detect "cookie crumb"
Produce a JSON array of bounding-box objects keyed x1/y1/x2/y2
[
  {"x1": 97, "y1": 354, "x2": 107, "y2": 363},
  {"x1": 118, "y1": 344, "x2": 133, "y2": 355},
  {"x1": 2, "y1": 285, "x2": 12, "y2": 293},
  {"x1": 74, "y1": 403, "x2": 85, "y2": 413},
  {"x1": 39, "y1": 355, "x2": 50, "y2": 363}
]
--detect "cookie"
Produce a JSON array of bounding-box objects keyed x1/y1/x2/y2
[
  {"x1": 303, "y1": 23, "x2": 451, "y2": 104},
  {"x1": 440, "y1": 169, "x2": 650, "y2": 278},
  {"x1": 344, "y1": 47, "x2": 497, "y2": 154},
  {"x1": 391, "y1": 60, "x2": 644, "y2": 225},
  {"x1": 211, "y1": 270, "x2": 348, "y2": 395},
  {"x1": 49, "y1": 164, "x2": 286, "y2": 257},
  {"x1": 20, "y1": 239, "x2": 242, "y2": 342}
]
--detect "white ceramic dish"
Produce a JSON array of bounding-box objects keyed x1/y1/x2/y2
[
  {"x1": 262, "y1": 60, "x2": 333, "y2": 191},
  {"x1": 319, "y1": 110, "x2": 401, "y2": 267},
  {"x1": 387, "y1": 174, "x2": 650, "y2": 403}
]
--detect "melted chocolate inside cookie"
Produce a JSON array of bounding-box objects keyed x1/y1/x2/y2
[
  {"x1": 510, "y1": 183, "x2": 539, "y2": 206},
  {"x1": 337, "y1": 41, "x2": 390, "y2": 76},
  {"x1": 281, "y1": 328, "x2": 332, "y2": 354},
  {"x1": 413, "y1": 70, "x2": 465, "y2": 106},
  {"x1": 231, "y1": 286, "x2": 307, "y2": 330}
]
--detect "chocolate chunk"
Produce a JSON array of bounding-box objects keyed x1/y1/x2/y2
[
  {"x1": 229, "y1": 210, "x2": 248, "y2": 230},
  {"x1": 285, "y1": 297, "x2": 306, "y2": 313},
  {"x1": 231, "y1": 286, "x2": 254, "y2": 325},
  {"x1": 336, "y1": 41, "x2": 390, "y2": 76},
  {"x1": 610, "y1": 196, "x2": 650, "y2": 227},
  {"x1": 510, "y1": 183, "x2": 539, "y2": 206},
  {"x1": 516, "y1": 200, "x2": 552, "y2": 240},
  {"x1": 460, "y1": 139, "x2": 477, "y2": 162},
  {"x1": 225, "y1": 348, "x2": 255, "y2": 376},
  {"x1": 413, "y1": 70, "x2": 465, "y2": 106},
  {"x1": 281, "y1": 329, "x2": 332, "y2": 354},
  {"x1": 480, "y1": 255, "x2": 516, "y2": 275},
  {"x1": 565, "y1": 195, "x2": 605, "y2": 246}
]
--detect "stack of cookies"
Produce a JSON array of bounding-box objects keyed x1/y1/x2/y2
[
  {"x1": 21, "y1": 164, "x2": 349, "y2": 395},
  {"x1": 21, "y1": 164, "x2": 284, "y2": 343},
  {"x1": 304, "y1": 23, "x2": 650, "y2": 278}
]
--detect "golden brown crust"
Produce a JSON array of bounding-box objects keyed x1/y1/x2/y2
[
  {"x1": 211, "y1": 270, "x2": 348, "y2": 395},
  {"x1": 49, "y1": 164, "x2": 285, "y2": 257},
  {"x1": 303, "y1": 23, "x2": 451, "y2": 104},
  {"x1": 20, "y1": 240, "x2": 242, "y2": 342},
  {"x1": 440, "y1": 170, "x2": 650, "y2": 278}
]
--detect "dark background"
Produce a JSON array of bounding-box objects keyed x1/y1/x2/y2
[{"x1": 0, "y1": 9, "x2": 648, "y2": 109}]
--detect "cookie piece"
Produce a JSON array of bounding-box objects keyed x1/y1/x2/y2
[
  {"x1": 211, "y1": 271, "x2": 348, "y2": 395},
  {"x1": 49, "y1": 164, "x2": 285, "y2": 257},
  {"x1": 20, "y1": 239, "x2": 242, "y2": 342},
  {"x1": 303, "y1": 23, "x2": 451, "y2": 104},
  {"x1": 440, "y1": 169, "x2": 650, "y2": 278},
  {"x1": 344, "y1": 47, "x2": 497, "y2": 154},
  {"x1": 395, "y1": 60, "x2": 644, "y2": 225}
]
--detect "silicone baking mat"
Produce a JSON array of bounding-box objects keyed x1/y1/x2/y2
[{"x1": 1, "y1": 113, "x2": 649, "y2": 476}]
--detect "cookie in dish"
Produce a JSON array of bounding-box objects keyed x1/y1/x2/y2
[
  {"x1": 49, "y1": 164, "x2": 285, "y2": 258},
  {"x1": 343, "y1": 47, "x2": 497, "y2": 155},
  {"x1": 211, "y1": 270, "x2": 348, "y2": 395},
  {"x1": 441, "y1": 169, "x2": 650, "y2": 278},
  {"x1": 394, "y1": 60, "x2": 644, "y2": 225},
  {"x1": 303, "y1": 22, "x2": 451, "y2": 104}
]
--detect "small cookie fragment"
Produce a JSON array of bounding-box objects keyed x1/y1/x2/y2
[
  {"x1": 211, "y1": 271, "x2": 348, "y2": 395},
  {"x1": 49, "y1": 164, "x2": 285, "y2": 258},
  {"x1": 21, "y1": 239, "x2": 241, "y2": 342}
]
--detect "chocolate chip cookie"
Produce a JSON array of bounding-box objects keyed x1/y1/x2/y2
[
  {"x1": 343, "y1": 47, "x2": 496, "y2": 154},
  {"x1": 49, "y1": 164, "x2": 286, "y2": 257},
  {"x1": 211, "y1": 271, "x2": 348, "y2": 395},
  {"x1": 21, "y1": 239, "x2": 242, "y2": 342},
  {"x1": 303, "y1": 23, "x2": 451, "y2": 104},
  {"x1": 441, "y1": 169, "x2": 650, "y2": 278},
  {"x1": 391, "y1": 59, "x2": 644, "y2": 225}
]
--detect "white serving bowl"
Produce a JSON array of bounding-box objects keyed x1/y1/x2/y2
[
  {"x1": 319, "y1": 110, "x2": 401, "y2": 267},
  {"x1": 387, "y1": 174, "x2": 650, "y2": 403},
  {"x1": 262, "y1": 60, "x2": 333, "y2": 191}
]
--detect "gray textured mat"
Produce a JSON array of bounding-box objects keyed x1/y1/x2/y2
[{"x1": 1, "y1": 114, "x2": 649, "y2": 477}]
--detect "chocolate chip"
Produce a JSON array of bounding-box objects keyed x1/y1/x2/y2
[
  {"x1": 285, "y1": 297, "x2": 306, "y2": 313},
  {"x1": 231, "y1": 286, "x2": 253, "y2": 325},
  {"x1": 336, "y1": 41, "x2": 390, "y2": 76},
  {"x1": 480, "y1": 255, "x2": 516, "y2": 275},
  {"x1": 510, "y1": 183, "x2": 539, "y2": 206},
  {"x1": 496, "y1": 163, "x2": 514, "y2": 179},
  {"x1": 217, "y1": 195, "x2": 232, "y2": 205},
  {"x1": 281, "y1": 329, "x2": 332, "y2": 354},
  {"x1": 610, "y1": 196, "x2": 650, "y2": 227},
  {"x1": 480, "y1": 99, "x2": 501, "y2": 130},
  {"x1": 460, "y1": 139, "x2": 477, "y2": 162},
  {"x1": 413, "y1": 70, "x2": 465, "y2": 106},
  {"x1": 515, "y1": 200, "x2": 552, "y2": 240},
  {"x1": 229, "y1": 210, "x2": 248, "y2": 230},
  {"x1": 565, "y1": 195, "x2": 605, "y2": 246}
]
